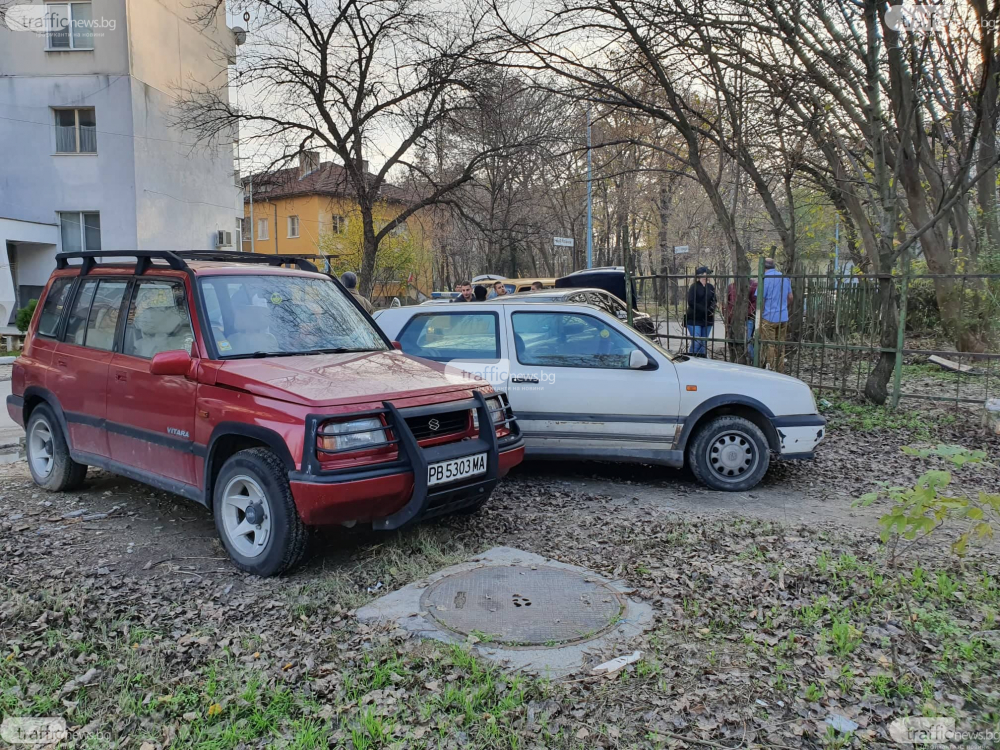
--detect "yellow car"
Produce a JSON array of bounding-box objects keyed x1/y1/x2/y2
[{"x1": 503, "y1": 277, "x2": 557, "y2": 294}]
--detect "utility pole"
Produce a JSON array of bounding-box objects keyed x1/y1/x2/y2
[
  {"x1": 248, "y1": 180, "x2": 255, "y2": 253},
  {"x1": 586, "y1": 108, "x2": 593, "y2": 269}
]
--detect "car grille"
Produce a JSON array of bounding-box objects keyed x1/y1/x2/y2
[{"x1": 404, "y1": 409, "x2": 469, "y2": 441}]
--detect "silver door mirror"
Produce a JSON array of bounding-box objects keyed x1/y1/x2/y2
[{"x1": 629, "y1": 349, "x2": 649, "y2": 369}]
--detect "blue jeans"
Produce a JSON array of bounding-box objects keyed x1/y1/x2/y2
[
  {"x1": 687, "y1": 324, "x2": 712, "y2": 356},
  {"x1": 746, "y1": 319, "x2": 755, "y2": 361}
]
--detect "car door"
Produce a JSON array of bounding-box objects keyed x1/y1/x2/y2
[
  {"x1": 504, "y1": 308, "x2": 680, "y2": 460},
  {"x1": 48, "y1": 277, "x2": 129, "y2": 459},
  {"x1": 107, "y1": 277, "x2": 199, "y2": 487},
  {"x1": 394, "y1": 309, "x2": 507, "y2": 391}
]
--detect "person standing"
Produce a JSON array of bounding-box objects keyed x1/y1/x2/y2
[
  {"x1": 684, "y1": 266, "x2": 716, "y2": 357},
  {"x1": 759, "y1": 258, "x2": 793, "y2": 372},
  {"x1": 340, "y1": 271, "x2": 375, "y2": 314},
  {"x1": 725, "y1": 278, "x2": 757, "y2": 364},
  {"x1": 452, "y1": 281, "x2": 474, "y2": 302}
]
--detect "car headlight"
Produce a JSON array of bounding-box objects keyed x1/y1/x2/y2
[{"x1": 318, "y1": 417, "x2": 388, "y2": 452}]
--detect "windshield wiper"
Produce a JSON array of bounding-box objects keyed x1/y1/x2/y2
[{"x1": 298, "y1": 347, "x2": 382, "y2": 355}]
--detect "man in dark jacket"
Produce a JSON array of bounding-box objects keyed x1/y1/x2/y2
[{"x1": 684, "y1": 266, "x2": 716, "y2": 357}]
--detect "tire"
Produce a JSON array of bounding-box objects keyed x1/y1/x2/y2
[
  {"x1": 213, "y1": 447, "x2": 309, "y2": 576},
  {"x1": 25, "y1": 404, "x2": 87, "y2": 492},
  {"x1": 688, "y1": 415, "x2": 770, "y2": 492}
]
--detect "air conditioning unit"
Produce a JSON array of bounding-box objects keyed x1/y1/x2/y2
[{"x1": 216, "y1": 230, "x2": 233, "y2": 247}]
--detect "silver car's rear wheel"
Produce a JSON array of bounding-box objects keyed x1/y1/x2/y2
[{"x1": 220, "y1": 475, "x2": 272, "y2": 559}]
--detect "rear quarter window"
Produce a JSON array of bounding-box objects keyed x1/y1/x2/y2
[
  {"x1": 398, "y1": 312, "x2": 500, "y2": 361},
  {"x1": 35, "y1": 277, "x2": 74, "y2": 337}
]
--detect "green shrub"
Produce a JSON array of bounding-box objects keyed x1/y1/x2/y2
[{"x1": 14, "y1": 299, "x2": 37, "y2": 333}]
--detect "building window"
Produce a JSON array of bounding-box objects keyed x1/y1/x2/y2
[
  {"x1": 330, "y1": 215, "x2": 347, "y2": 235},
  {"x1": 54, "y1": 108, "x2": 96, "y2": 153},
  {"x1": 287, "y1": 215, "x2": 299, "y2": 238},
  {"x1": 240, "y1": 216, "x2": 250, "y2": 242},
  {"x1": 46, "y1": 2, "x2": 95, "y2": 50},
  {"x1": 59, "y1": 211, "x2": 101, "y2": 252},
  {"x1": 257, "y1": 218, "x2": 269, "y2": 240}
]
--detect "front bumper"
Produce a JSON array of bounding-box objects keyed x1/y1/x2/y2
[
  {"x1": 770, "y1": 414, "x2": 826, "y2": 458},
  {"x1": 288, "y1": 391, "x2": 524, "y2": 527}
]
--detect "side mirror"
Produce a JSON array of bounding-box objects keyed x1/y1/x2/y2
[
  {"x1": 629, "y1": 349, "x2": 650, "y2": 370},
  {"x1": 150, "y1": 349, "x2": 193, "y2": 376},
  {"x1": 391, "y1": 340, "x2": 403, "y2": 350}
]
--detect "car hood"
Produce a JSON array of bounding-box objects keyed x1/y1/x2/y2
[
  {"x1": 214, "y1": 351, "x2": 482, "y2": 408},
  {"x1": 673, "y1": 355, "x2": 817, "y2": 416}
]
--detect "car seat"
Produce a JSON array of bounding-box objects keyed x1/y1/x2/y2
[
  {"x1": 131, "y1": 306, "x2": 189, "y2": 358},
  {"x1": 228, "y1": 306, "x2": 279, "y2": 354}
]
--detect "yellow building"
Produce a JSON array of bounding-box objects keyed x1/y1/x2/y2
[{"x1": 242, "y1": 153, "x2": 433, "y2": 302}]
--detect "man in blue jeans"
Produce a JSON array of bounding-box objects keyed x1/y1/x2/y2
[
  {"x1": 685, "y1": 266, "x2": 716, "y2": 357},
  {"x1": 760, "y1": 258, "x2": 794, "y2": 372}
]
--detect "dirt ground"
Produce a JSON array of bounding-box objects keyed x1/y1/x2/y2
[{"x1": 2, "y1": 401, "x2": 999, "y2": 748}]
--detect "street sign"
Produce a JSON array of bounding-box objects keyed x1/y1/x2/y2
[
  {"x1": 674, "y1": 245, "x2": 689, "y2": 254},
  {"x1": 553, "y1": 237, "x2": 575, "y2": 247}
]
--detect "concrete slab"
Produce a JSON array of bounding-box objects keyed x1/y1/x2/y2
[{"x1": 356, "y1": 546, "x2": 655, "y2": 679}]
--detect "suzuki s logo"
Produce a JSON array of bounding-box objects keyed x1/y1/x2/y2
[{"x1": 428, "y1": 418, "x2": 440, "y2": 432}]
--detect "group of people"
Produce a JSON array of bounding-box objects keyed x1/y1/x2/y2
[
  {"x1": 451, "y1": 279, "x2": 543, "y2": 302},
  {"x1": 683, "y1": 258, "x2": 793, "y2": 372}
]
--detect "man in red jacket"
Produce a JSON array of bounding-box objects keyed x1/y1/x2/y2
[{"x1": 725, "y1": 278, "x2": 757, "y2": 364}]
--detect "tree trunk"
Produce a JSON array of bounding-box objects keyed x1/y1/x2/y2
[{"x1": 359, "y1": 210, "x2": 378, "y2": 298}]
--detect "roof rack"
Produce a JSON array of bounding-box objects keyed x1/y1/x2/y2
[
  {"x1": 55, "y1": 250, "x2": 321, "y2": 276},
  {"x1": 55, "y1": 250, "x2": 187, "y2": 275},
  {"x1": 174, "y1": 251, "x2": 319, "y2": 273}
]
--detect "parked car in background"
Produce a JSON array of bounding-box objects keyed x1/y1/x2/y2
[
  {"x1": 376, "y1": 298, "x2": 825, "y2": 491},
  {"x1": 555, "y1": 268, "x2": 639, "y2": 311},
  {"x1": 9, "y1": 251, "x2": 523, "y2": 576},
  {"x1": 514, "y1": 288, "x2": 657, "y2": 335},
  {"x1": 503, "y1": 277, "x2": 557, "y2": 294}
]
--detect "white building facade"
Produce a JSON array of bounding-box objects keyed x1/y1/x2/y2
[{"x1": 0, "y1": 0, "x2": 242, "y2": 331}]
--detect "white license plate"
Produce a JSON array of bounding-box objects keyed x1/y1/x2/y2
[{"x1": 427, "y1": 452, "x2": 487, "y2": 487}]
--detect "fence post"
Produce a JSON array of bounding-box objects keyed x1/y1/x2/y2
[
  {"x1": 891, "y1": 261, "x2": 910, "y2": 409},
  {"x1": 753, "y1": 256, "x2": 764, "y2": 367}
]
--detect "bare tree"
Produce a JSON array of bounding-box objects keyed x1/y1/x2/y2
[{"x1": 179, "y1": 0, "x2": 528, "y2": 296}]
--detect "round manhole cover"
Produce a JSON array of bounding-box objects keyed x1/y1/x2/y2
[{"x1": 420, "y1": 565, "x2": 624, "y2": 646}]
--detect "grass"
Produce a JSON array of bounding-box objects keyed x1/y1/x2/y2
[{"x1": 819, "y1": 399, "x2": 942, "y2": 439}]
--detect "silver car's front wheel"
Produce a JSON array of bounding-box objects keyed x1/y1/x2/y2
[
  {"x1": 220, "y1": 475, "x2": 272, "y2": 559},
  {"x1": 688, "y1": 415, "x2": 771, "y2": 492}
]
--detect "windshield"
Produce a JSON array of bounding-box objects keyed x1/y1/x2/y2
[{"x1": 199, "y1": 274, "x2": 387, "y2": 358}]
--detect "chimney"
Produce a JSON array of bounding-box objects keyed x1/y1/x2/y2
[
  {"x1": 344, "y1": 158, "x2": 370, "y2": 175},
  {"x1": 299, "y1": 150, "x2": 320, "y2": 179}
]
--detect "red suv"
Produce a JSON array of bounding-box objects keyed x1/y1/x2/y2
[{"x1": 8, "y1": 251, "x2": 523, "y2": 575}]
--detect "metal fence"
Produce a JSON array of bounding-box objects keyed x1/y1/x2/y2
[{"x1": 632, "y1": 265, "x2": 1000, "y2": 408}]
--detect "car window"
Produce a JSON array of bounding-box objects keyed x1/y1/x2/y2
[
  {"x1": 511, "y1": 311, "x2": 637, "y2": 369},
  {"x1": 122, "y1": 280, "x2": 195, "y2": 359},
  {"x1": 64, "y1": 279, "x2": 97, "y2": 346},
  {"x1": 83, "y1": 280, "x2": 128, "y2": 351},
  {"x1": 398, "y1": 312, "x2": 500, "y2": 361},
  {"x1": 36, "y1": 277, "x2": 74, "y2": 337}
]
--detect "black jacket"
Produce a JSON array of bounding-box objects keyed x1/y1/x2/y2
[{"x1": 685, "y1": 282, "x2": 716, "y2": 326}]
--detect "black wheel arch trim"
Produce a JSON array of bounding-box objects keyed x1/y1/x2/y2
[
  {"x1": 676, "y1": 395, "x2": 779, "y2": 453},
  {"x1": 204, "y1": 422, "x2": 297, "y2": 501}
]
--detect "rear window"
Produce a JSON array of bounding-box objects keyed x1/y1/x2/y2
[
  {"x1": 36, "y1": 277, "x2": 74, "y2": 337},
  {"x1": 398, "y1": 312, "x2": 500, "y2": 361}
]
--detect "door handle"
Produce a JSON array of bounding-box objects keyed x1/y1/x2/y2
[
  {"x1": 115, "y1": 371, "x2": 128, "y2": 382},
  {"x1": 57, "y1": 359, "x2": 67, "y2": 368}
]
